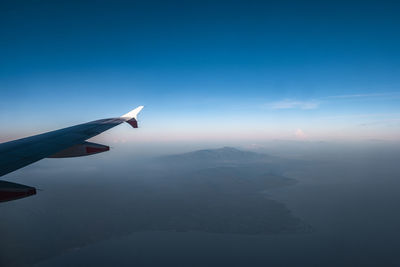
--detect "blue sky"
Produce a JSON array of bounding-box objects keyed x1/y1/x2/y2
[{"x1": 1, "y1": 0, "x2": 400, "y2": 142}]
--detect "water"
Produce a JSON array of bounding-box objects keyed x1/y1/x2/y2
[{"x1": 2, "y1": 143, "x2": 400, "y2": 266}]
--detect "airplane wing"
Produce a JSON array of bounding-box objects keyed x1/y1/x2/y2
[{"x1": 0, "y1": 106, "x2": 143, "y2": 202}]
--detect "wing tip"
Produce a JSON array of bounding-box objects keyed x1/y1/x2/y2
[{"x1": 121, "y1": 105, "x2": 144, "y2": 120}]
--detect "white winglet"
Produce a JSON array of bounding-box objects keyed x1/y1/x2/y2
[{"x1": 121, "y1": 106, "x2": 144, "y2": 120}]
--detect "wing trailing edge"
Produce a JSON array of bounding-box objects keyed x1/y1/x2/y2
[{"x1": 47, "y1": 141, "x2": 110, "y2": 158}]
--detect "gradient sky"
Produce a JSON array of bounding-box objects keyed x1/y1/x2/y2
[{"x1": 1, "y1": 0, "x2": 400, "y2": 142}]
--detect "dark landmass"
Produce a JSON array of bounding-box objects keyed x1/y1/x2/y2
[
  {"x1": 156, "y1": 146, "x2": 285, "y2": 171},
  {"x1": 0, "y1": 147, "x2": 308, "y2": 266},
  {"x1": 159, "y1": 146, "x2": 272, "y2": 165}
]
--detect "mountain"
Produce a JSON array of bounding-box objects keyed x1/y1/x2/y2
[
  {"x1": 156, "y1": 147, "x2": 275, "y2": 170},
  {"x1": 167, "y1": 146, "x2": 269, "y2": 161},
  {"x1": 140, "y1": 147, "x2": 298, "y2": 196}
]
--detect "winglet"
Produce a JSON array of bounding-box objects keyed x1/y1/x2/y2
[
  {"x1": 121, "y1": 106, "x2": 144, "y2": 128},
  {"x1": 121, "y1": 106, "x2": 144, "y2": 120}
]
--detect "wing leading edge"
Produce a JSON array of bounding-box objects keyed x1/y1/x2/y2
[{"x1": 0, "y1": 106, "x2": 143, "y2": 202}]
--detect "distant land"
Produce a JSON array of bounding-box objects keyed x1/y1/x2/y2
[
  {"x1": 1, "y1": 147, "x2": 310, "y2": 266},
  {"x1": 140, "y1": 147, "x2": 308, "y2": 234}
]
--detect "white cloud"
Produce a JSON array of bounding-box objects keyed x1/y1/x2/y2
[
  {"x1": 266, "y1": 99, "x2": 319, "y2": 110},
  {"x1": 295, "y1": 128, "x2": 307, "y2": 139}
]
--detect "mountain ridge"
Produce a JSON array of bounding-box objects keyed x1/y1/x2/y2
[{"x1": 159, "y1": 146, "x2": 271, "y2": 164}]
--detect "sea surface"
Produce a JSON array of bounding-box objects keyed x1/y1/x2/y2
[{"x1": 2, "y1": 143, "x2": 400, "y2": 267}]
